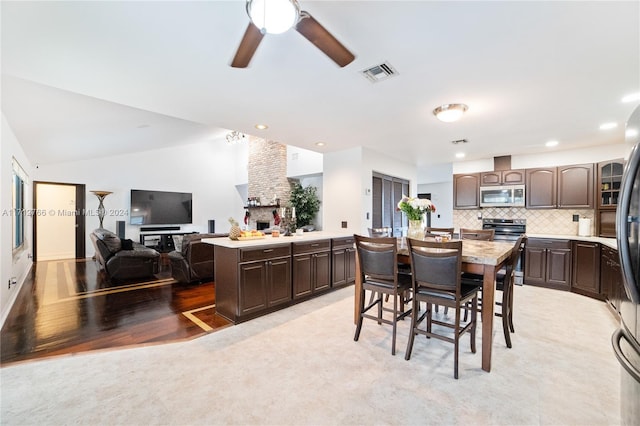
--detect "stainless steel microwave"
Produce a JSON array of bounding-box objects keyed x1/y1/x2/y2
[{"x1": 479, "y1": 185, "x2": 525, "y2": 207}]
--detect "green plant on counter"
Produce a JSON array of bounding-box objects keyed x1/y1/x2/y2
[{"x1": 289, "y1": 182, "x2": 320, "y2": 228}]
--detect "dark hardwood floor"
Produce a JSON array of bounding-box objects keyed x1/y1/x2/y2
[{"x1": 1, "y1": 258, "x2": 231, "y2": 366}]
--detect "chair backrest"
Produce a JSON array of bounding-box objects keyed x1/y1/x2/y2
[
  {"x1": 354, "y1": 234, "x2": 398, "y2": 285},
  {"x1": 460, "y1": 228, "x2": 495, "y2": 241},
  {"x1": 367, "y1": 227, "x2": 392, "y2": 238},
  {"x1": 407, "y1": 239, "x2": 462, "y2": 296},
  {"x1": 424, "y1": 227, "x2": 454, "y2": 237},
  {"x1": 503, "y1": 234, "x2": 527, "y2": 284}
]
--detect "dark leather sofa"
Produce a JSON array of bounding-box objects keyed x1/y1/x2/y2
[
  {"x1": 168, "y1": 233, "x2": 227, "y2": 284},
  {"x1": 90, "y1": 228, "x2": 160, "y2": 281}
]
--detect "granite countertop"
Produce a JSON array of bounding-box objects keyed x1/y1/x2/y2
[
  {"x1": 202, "y1": 231, "x2": 353, "y2": 249},
  {"x1": 526, "y1": 233, "x2": 617, "y2": 249},
  {"x1": 398, "y1": 239, "x2": 514, "y2": 266}
]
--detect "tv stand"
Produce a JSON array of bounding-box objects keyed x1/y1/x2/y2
[{"x1": 139, "y1": 231, "x2": 197, "y2": 253}]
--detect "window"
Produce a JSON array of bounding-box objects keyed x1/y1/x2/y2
[{"x1": 12, "y1": 158, "x2": 27, "y2": 250}]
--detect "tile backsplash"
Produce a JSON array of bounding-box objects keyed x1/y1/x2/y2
[{"x1": 453, "y1": 208, "x2": 595, "y2": 236}]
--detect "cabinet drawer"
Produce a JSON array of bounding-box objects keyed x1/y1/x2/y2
[
  {"x1": 293, "y1": 240, "x2": 331, "y2": 254},
  {"x1": 240, "y1": 245, "x2": 291, "y2": 262},
  {"x1": 332, "y1": 237, "x2": 355, "y2": 249},
  {"x1": 527, "y1": 238, "x2": 571, "y2": 250}
]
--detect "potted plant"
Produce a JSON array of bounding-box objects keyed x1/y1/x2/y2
[{"x1": 289, "y1": 182, "x2": 320, "y2": 228}]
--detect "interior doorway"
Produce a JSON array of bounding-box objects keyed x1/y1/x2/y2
[{"x1": 33, "y1": 182, "x2": 86, "y2": 261}]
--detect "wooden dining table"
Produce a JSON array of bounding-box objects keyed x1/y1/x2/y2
[{"x1": 353, "y1": 237, "x2": 515, "y2": 373}]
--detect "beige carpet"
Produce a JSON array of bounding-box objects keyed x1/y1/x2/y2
[{"x1": 0, "y1": 284, "x2": 621, "y2": 425}]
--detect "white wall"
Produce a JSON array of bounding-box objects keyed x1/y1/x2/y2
[
  {"x1": 287, "y1": 146, "x2": 323, "y2": 178},
  {"x1": 418, "y1": 181, "x2": 454, "y2": 228},
  {"x1": 323, "y1": 147, "x2": 418, "y2": 235},
  {"x1": 1, "y1": 114, "x2": 34, "y2": 326},
  {"x1": 34, "y1": 138, "x2": 248, "y2": 252}
]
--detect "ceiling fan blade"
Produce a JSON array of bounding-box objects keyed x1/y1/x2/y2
[
  {"x1": 295, "y1": 11, "x2": 355, "y2": 67},
  {"x1": 230, "y1": 23, "x2": 265, "y2": 68}
]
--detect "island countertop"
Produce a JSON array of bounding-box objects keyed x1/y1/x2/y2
[{"x1": 202, "y1": 231, "x2": 354, "y2": 249}]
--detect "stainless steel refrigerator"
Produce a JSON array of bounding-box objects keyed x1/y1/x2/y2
[{"x1": 615, "y1": 104, "x2": 640, "y2": 425}]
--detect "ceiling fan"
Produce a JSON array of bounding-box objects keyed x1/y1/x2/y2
[{"x1": 230, "y1": 0, "x2": 355, "y2": 68}]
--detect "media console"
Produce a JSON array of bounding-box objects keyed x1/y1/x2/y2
[{"x1": 139, "y1": 231, "x2": 197, "y2": 253}]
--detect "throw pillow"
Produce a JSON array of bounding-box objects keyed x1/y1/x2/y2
[{"x1": 120, "y1": 238, "x2": 134, "y2": 250}]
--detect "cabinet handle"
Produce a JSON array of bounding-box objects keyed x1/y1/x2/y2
[
  {"x1": 311, "y1": 243, "x2": 319, "y2": 247},
  {"x1": 263, "y1": 249, "x2": 274, "y2": 253}
]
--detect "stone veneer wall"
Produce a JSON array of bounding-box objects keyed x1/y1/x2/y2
[
  {"x1": 453, "y1": 208, "x2": 596, "y2": 236},
  {"x1": 247, "y1": 137, "x2": 292, "y2": 228}
]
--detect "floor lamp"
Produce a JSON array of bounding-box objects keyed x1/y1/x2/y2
[{"x1": 90, "y1": 190, "x2": 112, "y2": 229}]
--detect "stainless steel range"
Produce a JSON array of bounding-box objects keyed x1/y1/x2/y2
[{"x1": 482, "y1": 218, "x2": 527, "y2": 284}]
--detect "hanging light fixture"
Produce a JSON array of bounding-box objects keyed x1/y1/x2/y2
[
  {"x1": 433, "y1": 104, "x2": 469, "y2": 123},
  {"x1": 226, "y1": 131, "x2": 247, "y2": 144},
  {"x1": 246, "y1": 0, "x2": 300, "y2": 34}
]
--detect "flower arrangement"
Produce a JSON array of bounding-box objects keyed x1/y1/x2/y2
[{"x1": 397, "y1": 195, "x2": 436, "y2": 221}]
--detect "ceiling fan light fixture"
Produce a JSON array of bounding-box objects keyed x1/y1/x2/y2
[
  {"x1": 433, "y1": 104, "x2": 468, "y2": 123},
  {"x1": 247, "y1": 0, "x2": 300, "y2": 34}
]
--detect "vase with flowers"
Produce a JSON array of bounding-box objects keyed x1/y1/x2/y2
[{"x1": 397, "y1": 195, "x2": 436, "y2": 240}]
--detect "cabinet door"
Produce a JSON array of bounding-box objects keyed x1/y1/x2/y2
[
  {"x1": 346, "y1": 247, "x2": 356, "y2": 283},
  {"x1": 332, "y1": 248, "x2": 347, "y2": 287},
  {"x1": 546, "y1": 248, "x2": 571, "y2": 289},
  {"x1": 453, "y1": 173, "x2": 480, "y2": 209},
  {"x1": 480, "y1": 171, "x2": 502, "y2": 186},
  {"x1": 239, "y1": 262, "x2": 267, "y2": 315},
  {"x1": 571, "y1": 241, "x2": 600, "y2": 296},
  {"x1": 598, "y1": 160, "x2": 624, "y2": 209},
  {"x1": 314, "y1": 251, "x2": 331, "y2": 292},
  {"x1": 267, "y1": 257, "x2": 291, "y2": 307},
  {"x1": 293, "y1": 254, "x2": 313, "y2": 299},
  {"x1": 558, "y1": 164, "x2": 594, "y2": 208},
  {"x1": 524, "y1": 246, "x2": 546, "y2": 285},
  {"x1": 526, "y1": 168, "x2": 557, "y2": 208},
  {"x1": 598, "y1": 210, "x2": 617, "y2": 238},
  {"x1": 502, "y1": 169, "x2": 525, "y2": 185}
]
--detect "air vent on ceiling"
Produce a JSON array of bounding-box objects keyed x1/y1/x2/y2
[
  {"x1": 361, "y1": 62, "x2": 398, "y2": 83},
  {"x1": 451, "y1": 139, "x2": 469, "y2": 145}
]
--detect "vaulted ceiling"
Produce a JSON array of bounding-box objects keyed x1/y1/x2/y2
[{"x1": 2, "y1": 1, "x2": 639, "y2": 182}]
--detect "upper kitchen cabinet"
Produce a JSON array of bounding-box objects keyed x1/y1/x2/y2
[
  {"x1": 557, "y1": 163, "x2": 594, "y2": 208},
  {"x1": 598, "y1": 159, "x2": 624, "y2": 209},
  {"x1": 526, "y1": 164, "x2": 594, "y2": 209},
  {"x1": 480, "y1": 169, "x2": 525, "y2": 186},
  {"x1": 526, "y1": 168, "x2": 557, "y2": 209},
  {"x1": 453, "y1": 173, "x2": 480, "y2": 209}
]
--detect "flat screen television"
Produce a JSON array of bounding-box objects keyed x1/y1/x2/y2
[{"x1": 130, "y1": 189, "x2": 192, "y2": 225}]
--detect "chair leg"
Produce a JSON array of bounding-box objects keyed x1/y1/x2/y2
[
  {"x1": 502, "y1": 284, "x2": 513, "y2": 348},
  {"x1": 426, "y1": 303, "x2": 432, "y2": 338},
  {"x1": 405, "y1": 299, "x2": 418, "y2": 360},
  {"x1": 470, "y1": 296, "x2": 477, "y2": 354},
  {"x1": 391, "y1": 292, "x2": 398, "y2": 355},
  {"x1": 454, "y1": 307, "x2": 460, "y2": 379},
  {"x1": 354, "y1": 287, "x2": 366, "y2": 342},
  {"x1": 508, "y1": 284, "x2": 515, "y2": 333}
]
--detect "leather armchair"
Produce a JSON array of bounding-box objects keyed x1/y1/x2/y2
[
  {"x1": 168, "y1": 233, "x2": 227, "y2": 284},
  {"x1": 90, "y1": 228, "x2": 160, "y2": 281}
]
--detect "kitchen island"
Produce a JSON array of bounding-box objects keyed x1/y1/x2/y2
[{"x1": 203, "y1": 232, "x2": 355, "y2": 323}]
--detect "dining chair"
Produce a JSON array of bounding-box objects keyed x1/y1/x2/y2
[
  {"x1": 461, "y1": 234, "x2": 527, "y2": 348},
  {"x1": 404, "y1": 239, "x2": 480, "y2": 379},
  {"x1": 460, "y1": 228, "x2": 495, "y2": 241},
  {"x1": 354, "y1": 235, "x2": 412, "y2": 355},
  {"x1": 424, "y1": 227, "x2": 454, "y2": 238}
]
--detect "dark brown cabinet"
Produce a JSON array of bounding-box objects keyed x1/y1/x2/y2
[
  {"x1": 524, "y1": 238, "x2": 572, "y2": 290},
  {"x1": 601, "y1": 245, "x2": 624, "y2": 314},
  {"x1": 571, "y1": 241, "x2": 601, "y2": 298},
  {"x1": 558, "y1": 163, "x2": 594, "y2": 208},
  {"x1": 453, "y1": 173, "x2": 480, "y2": 209},
  {"x1": 332, "y1": 237, "x2": 356, "y2": 287},
  {"x1": 293, "y1": 240, "x2": 331, "y2": 299},
  {"x1": 597, "y1": 159, "x2": 625, "y2": 237},
  {"x1": 480, "y1": 169, "x2": 525, "y2": 186},
  {"x1": 525, "y1": 168, "x2": 557, "y2": 209},
  {"x1": 215, "y1": 244, "x2": 292, "y2": 323},
  {"x1": 526, "y1": 164, "x2": 594, "y2": 209}
]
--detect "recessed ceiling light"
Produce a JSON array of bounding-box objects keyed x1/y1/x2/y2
[
  {"x1": 455, "y1": 152, "x2": 465, "y2": 159},
  {"x1": 599, "y1": 122, "x2": 618, "y2": 130},
  {"x1": 622, "y1": 93, "x2": 640, "y2": 103},
  {"x1": 315, "y1": 142, "x2": 325, "y2": 147},
  {"x1": 627, "y1": 128, "x2": 639, "y2": 138},
  {"x1": 255, "y1": 124, "x2": 268, "y2": 130},
  {"x1": 545, "y1": 140, "x2": 559, "y2": 147}
]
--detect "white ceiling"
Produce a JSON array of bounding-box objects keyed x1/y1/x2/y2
[{"x1": 2, "y1": 1, "x2": 639, "y2": 182}]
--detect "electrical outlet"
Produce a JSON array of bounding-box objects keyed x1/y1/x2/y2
[
  {"x1": 572, "y1": 214, "x2": 579, "y2": 222},
  {"x1": 7, "y1": 279, "x2": 11, "y2": 289},
  {"x1": 477, "y1": 212, "x2": 482, "y2": 220},
  {"x1": 341, "y1": 221, "x2": 347, "y2": 228}
]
